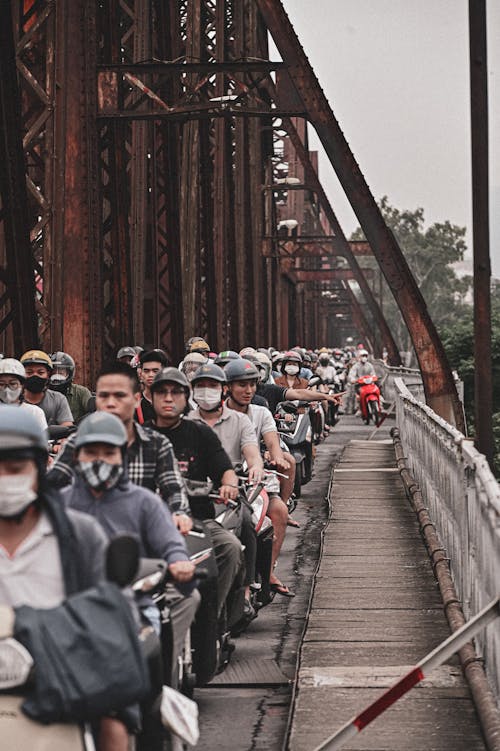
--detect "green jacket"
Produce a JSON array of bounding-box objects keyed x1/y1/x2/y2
[{"x1": 66, "y1": 382, "x2": 92, "y2": 422}]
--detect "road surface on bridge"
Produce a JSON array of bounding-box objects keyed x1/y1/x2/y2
[
  {"x1": 193, "y1": 416, "x2": 392, "y2": 749},
  {"x1": 288, "y1": 432, "x2": 485, "y2": 751}
]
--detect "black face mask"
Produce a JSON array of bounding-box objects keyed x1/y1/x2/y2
[
  {"x1": 49, "y1": 380, "x2": 69, "y2": 394},
  {"x1": 25, "y1": 375, "x2": 48, "y2": 394}
]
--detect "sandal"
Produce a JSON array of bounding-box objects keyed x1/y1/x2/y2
[{"x1": 270, "y1": 581, "x2": 295, "y2": 597}]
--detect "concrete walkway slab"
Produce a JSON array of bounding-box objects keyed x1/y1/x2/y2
[{"x1": 288, "y1": 432, "x2": 485, "y2": 751}]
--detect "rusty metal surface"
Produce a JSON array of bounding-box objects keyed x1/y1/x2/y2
[
  {"x1": 271, "y1": 102, "x2": 400, "y2": 364},
  {"x1": 258, "y1": 0, "x2": 462, "y2": 426},
  {"x1": 288, "y1": 269, "x2": 374, "y2": 283},
  {"x1": 1, "y1": 0, "x2": 464, "y2": 384},
  {"x1": 0, "y1": 1, "x2": 38, "y2": 352}
]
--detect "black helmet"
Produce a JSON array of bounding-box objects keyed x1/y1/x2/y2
[
  {"x1": 50, "y1": 351, "x2": 75, "y2": 390},
  {"x1": 191, "y1": 363, "x2": 226, "y2": 385},
  {"x1": 151, "y1": 368, "x2": 190, "y2": 395},
  {"x1": 225, "y1": 358, "x2": 260, "y2": 383},
  {"x1": 214, "y1": 350, "x2": 240, "y2": 367}
]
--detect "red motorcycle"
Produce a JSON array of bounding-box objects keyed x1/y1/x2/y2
[{"x1": 356, "y1": 374, "x2": 382, "y2": 426}]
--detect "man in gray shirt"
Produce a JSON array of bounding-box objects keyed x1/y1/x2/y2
[
  {"x1": 20, "y1": 350, "x2": 73, "y2": 426},
  {"x1": 60, "y1": 411, "x2": 199, "y2": 688}
]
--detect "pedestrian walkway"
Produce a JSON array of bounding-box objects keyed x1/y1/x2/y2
[{"x1": 288, "y1": 436, "x2": 486, "y2": 750}]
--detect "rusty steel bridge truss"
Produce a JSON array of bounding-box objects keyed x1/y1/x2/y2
[{"x1": 0, "y1": 0, "x2": 462, "y2": 427}]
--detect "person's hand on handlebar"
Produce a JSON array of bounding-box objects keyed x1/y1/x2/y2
[
  {"x1": 247, "y1": 465, "x2": 265, "y2": 484},
  {"x1": 168, "y1": 559, "x2": 195, "y2": 582},
  {"x1": 173, "y1": 513, "x2": 193, "y2": 535},
  {"x1": 218, "y1": 484, "x2": 239, "y2": 502}
]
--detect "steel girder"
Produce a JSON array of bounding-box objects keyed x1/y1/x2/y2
[
  {"x1": 274, "y1": 109, "x2": 401, "y2": 365},
  {"x1": 0, "y1": 1, "x2": 38, "y2": 353},
  {"x1": 3, "y1": 0, "x2": 456, "y2": 394},
  {"x1": 256, "y1": 0, "x2": 463, "y2": 428}
]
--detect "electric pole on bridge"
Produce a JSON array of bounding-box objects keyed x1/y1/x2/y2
[{"x1": 469, "y1": 0, "x2": 494, "y2": 468}]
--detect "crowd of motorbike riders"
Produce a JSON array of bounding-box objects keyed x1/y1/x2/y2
[{"x1": 0, "y1": 339, "x2": 379, "y2": 749}]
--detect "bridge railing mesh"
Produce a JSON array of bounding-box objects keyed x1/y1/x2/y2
[{"x1": 394, "y1": 377, "x2": 500, "y2": 703}]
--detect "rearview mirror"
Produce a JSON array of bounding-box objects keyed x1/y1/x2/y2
[{"x1": 106, "y1": 536, "x2": 139, "y2": 587}]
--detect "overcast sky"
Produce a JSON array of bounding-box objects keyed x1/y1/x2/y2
[{"x1": 280, "y1": 0, "x2": 500, "y2": 275}]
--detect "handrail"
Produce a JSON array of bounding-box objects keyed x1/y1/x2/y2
[{"x1": 394, "y1": 376, "x2": 500, "y2": 704}]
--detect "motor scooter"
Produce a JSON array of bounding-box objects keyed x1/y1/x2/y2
[
  {"x1": 212, "y1": 471, "x2": 275, "y2": 621},
  {"x1": 356, "y1": 374, "x2": 382, "y2": 426},
  {"x1": 0, "y1": 536, "x2": 143, "y2": 751},
  {"x1": 133, "y1": 543, "x2": 212, "y2": 751},
  {"x1": 274, "y1": 400, "x2": 313, "y2": 497}
]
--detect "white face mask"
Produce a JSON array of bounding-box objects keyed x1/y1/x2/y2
[
  {"x1": 284, "y1": 364, "x2": 299, "y2": 376},
  {"x1": 0, "y1": 472, "x2": 37, "y2": 518},
  {"x1": 360, "y1": 356, "x2": 368, "y2": 362},
  {"x1": 0, "y1": 386, "x2": 22, "y2": 404},
  {"x1": 193, "y1": 386, "x2": 222, "y2": 411}
]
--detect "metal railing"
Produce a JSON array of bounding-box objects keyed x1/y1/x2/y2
[
  {"x1": 373, "y1": 360, "x2": 424, "y2": 402},
  {"x1": 394, "y1": 376, "x2": 500, "y2": 702}
]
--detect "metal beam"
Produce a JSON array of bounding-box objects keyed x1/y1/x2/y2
[
  {"x1": 0, "y1": 1, "x2": 38, "y2": 352},
  {"x1": 288, "y1": 269, "x2": 374, "y2": 283},
  {"x1": 274, "y1": 110, "x2": 400, "y2": 364},
  {"x1": 258, "y1": 0, "x2": 462, "y2": 427},
  {"x1": 470, "y1": 0, "x2": 493, "y2": 464}
]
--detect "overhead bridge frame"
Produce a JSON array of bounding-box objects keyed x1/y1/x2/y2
[{"x1": 0, "y1": 0, "x2": 462, "y2": 430}]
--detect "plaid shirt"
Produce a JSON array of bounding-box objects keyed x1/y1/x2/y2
[{"x1": 48, "y1": 423, "x2": 189, "y2": 514}]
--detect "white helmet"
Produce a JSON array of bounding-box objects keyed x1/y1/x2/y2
[
  {"x1": 359, "y1": 349, "x2": 369, "y2": 358},
  {"x1": 239, "y1": 346, "x2": 257, "y2": 358},
  {"x1": 255, "y1": 351, "x2": 271, "y2": 368},
  {"x1": 180, "y1": 352, "x2": 207, "y2": 382},
  {"x1": 0, "y1": 358, "x2": 26, "y2": 380}
]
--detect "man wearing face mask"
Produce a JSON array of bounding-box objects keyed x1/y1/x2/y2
[
  {"x1": 20, "y1": 350, "x2": 73, "y2": 427},
  {"x1": 47, "y1": 362, "x2": 192, "y2": 534},
  {"x1": 60, "y1": 411, "x2": 198, "y2": 688},
  {"x1": 49, "y1": 351, "x2": 92, "y2": 422},
  {"x1": 348, "y1": 349, "x2": 377, "y2": 384},
  {"x1": 179, "y1": 352, "x2": 208, "y2": 387},
  {"x1": 0, "y1": 358, "x2": 47, "y2": 431},
  {"x1": 187, "y1": 364, "x2": 264, "y2": 483},
  {"x1": 0, "y1": 406, "x2": 133, "y2": 750}
]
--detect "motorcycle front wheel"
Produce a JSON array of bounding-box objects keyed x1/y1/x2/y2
[{"x1": 368, "y1": 400, "x2": 380, "y2": 426}]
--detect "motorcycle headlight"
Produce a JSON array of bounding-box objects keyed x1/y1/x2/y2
[{"x1": 0, "y1": 638, "x2": 33, "y2": 689}]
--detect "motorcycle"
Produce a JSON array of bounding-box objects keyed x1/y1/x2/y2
[
  {"x1": 356, "y1": 374, "x2": 382, "y2": 426},
  {"x1": 274, "y1": 400, "x2": 314, "y2": 497},
  {"x1": 212, "y1": 471, "x2": 275, "y2": 622},
  {"x1": 0, "y1": 536, "x2": 143, "y2": 751},
  {"x1": 133, "y1": 542, "x2": 212, "y2": 751}
]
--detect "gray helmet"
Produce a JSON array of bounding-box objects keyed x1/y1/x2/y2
[
  {"x1": 117, "y1": 346, "x2": 136, "y2": 360},
  {"x1": 190, "y1": 363, "x2": 226, "y2": 385},
  {"x1": 75, "y1": 412, "x2": 127, "y2": 449},
  {"x1": 224, "y1": 358, "x2": 260, "y2": 383},
  {"x1": 0, "y1": 405, "x2": 48, "y2": 454},
  {"x1": 151, "y1": 368, "x2": 189, "y2": 394}
]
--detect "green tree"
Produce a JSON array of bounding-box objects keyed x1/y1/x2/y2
[
  {"x1": 351, "y1": 197, "x2": 472, "y2": 356},
  {"x1": 442, "y1": 281, "x2": 500, "y2": 471}
]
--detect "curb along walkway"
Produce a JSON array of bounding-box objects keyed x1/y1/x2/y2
[{"x1": 288, "y1": 438, "x2": 486, "y2": 751}]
